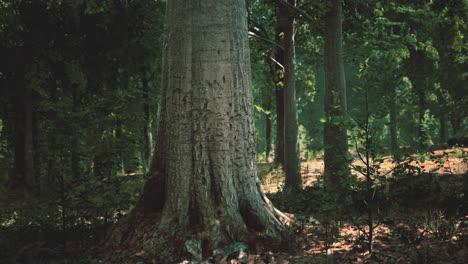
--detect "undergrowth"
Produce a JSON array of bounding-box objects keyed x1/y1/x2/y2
[{"x1": 0, "y1": 174, "x2": 145, "y2": 263}]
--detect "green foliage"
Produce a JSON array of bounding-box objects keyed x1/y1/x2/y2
[{"x1": 0, "y1": 174, "x2": 144, "y2": 262}]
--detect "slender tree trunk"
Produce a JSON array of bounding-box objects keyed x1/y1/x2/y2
[
  {"x1": 408, "y1": 49, "x2": 428, "y2": 148},
  {"x1": 115, "y1": 117, "x2": 124, "y2": 174},
  {"x1": 265, "y1": 111, "x2": 272, "y2": 161},
  {"x1": 142, "y1": 71, "x2": 153, "y2": 172},
  {"x1": 439, "y1": 112, "x2": 447, "y2": 144},
  {"x1": 323, "y1": 0, "x2": 349, "y2": 184},
  {"x1": 389, "y1": 82, "x2": 398, "y2": 154},
  {"x1": 11, "y1": 83, "x2": 35, "y2": 188},
  {"x1": 71, "y1": 84, "x2": 80, "y2": 179},
  {"x1": 24, "y1": 82, "x2": 34, "y2": 186},
  {"x1": 436, "y1": 89, "x2": 448, "y2": 144},
  {"x1": 107, "y1": 0, "x2": 292, "y2": 259},
  {"x1": 450, "y1": 116, "x2": 462, "y2": 136},
  {"x1": 274, "y1": 21, "x2": 285, "y2": 167},
  {"x1": 417, "y1": 89, "x2": 426, "y2": 147},
  {"x1": 280, "y1": 0, "x2": 301, "y2": 190}
]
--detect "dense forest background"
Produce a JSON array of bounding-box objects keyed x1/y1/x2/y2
[{"x1": 0, "y1": 0, "x2": 467, "y2": 263}]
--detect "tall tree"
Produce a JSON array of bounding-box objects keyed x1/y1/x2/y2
[
  {"x1": 108, "y1": 0, "x2": 291, "y2": 259},
  {"x1": 280, "y1": 0, "x2": 302, "y2": 190},
  {"x1": 323, "y1": 0, "x2": 349, "y2": 184},
  {"x1": 274, "y1": 21, "x2": 286, "y2": 167}
]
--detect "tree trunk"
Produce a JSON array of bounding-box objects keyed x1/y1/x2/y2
[
  {"x1": 408, "y1": 48, "x2": 428, "y2": 148},
  {"x1": 265, "y1": 111, "x2": 272, "y2": 161},
  {"x1": 106, "y1": 0, "x2": 292, "y2": 261},
  {"x1": 142, "y1": 70, "x2": 153, "y2": 172},
  {"x1": 417, "y1": 88, "x2": 427, "y2": 147},
  {"x1": 389, "y1": 82, "x2": 398, "y2": 154},
  {"x1": 323, "y1": 0, "x2": 349, "y2": 185},
  {"x1": 280, "y1": 0, "x2": 301, "y2": 190},
  {"x1": 115, "y1": 117, "x2": 124, "y2": 174},
  {"x1": 71, "y1": 84, "x2": 81, "y2": 180},
  {"x1": 274, "y1": 20, "x2": 285, "y2": 168},
  {"x1": 10, "y1": 77, "x2": 35, "y2": 188},
  {"x1": 436, "y1": 89, "x2": 447, "y2": 144},
  {"x1": 439, "y1": 112, "x2": 447, "y2": 144}
]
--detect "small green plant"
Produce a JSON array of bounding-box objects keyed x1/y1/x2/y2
[{"x1": 425, "y1": 209, "x2": 459, "y2": 240}]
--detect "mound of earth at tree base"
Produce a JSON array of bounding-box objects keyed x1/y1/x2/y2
[{"x1": 95, "y1": 210, "x2": 300, "y2": 264}]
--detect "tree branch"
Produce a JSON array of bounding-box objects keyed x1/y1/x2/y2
[
  {"x1": 248, "y1": 31, "x2": 284, "y2": 50},
  {"x1": 273, "y1": 0, "x2": 315, "y2": 24}
]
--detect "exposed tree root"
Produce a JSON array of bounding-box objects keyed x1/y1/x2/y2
[{"x1": 100, "y1": 199, "x2": 297, "y2": 264}]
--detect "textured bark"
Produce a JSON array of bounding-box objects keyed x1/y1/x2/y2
[
  {"x1": 323, "y1": 0, "x2": 349, "y2": 184},
  {"x1": 280, "y1": 0, "x2": 301, "y2": 190},
  {"x1": 107, "y1": 0, "x2": 292, "y2": 259}
]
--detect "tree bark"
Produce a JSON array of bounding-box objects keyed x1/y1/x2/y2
[
  {"x1": 323, "y1": 0, "x2": 349, "y2": 185},
  {"x1": 280, "y1": 0, "x2": 302, "y2": 190},
  {"x1": 107, "y1": 0, "x2": 292, "y2": 260}
]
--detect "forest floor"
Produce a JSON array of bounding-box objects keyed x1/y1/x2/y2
[
  {"x1": 259, "y1": 148, "x2": 468, "y2": 193},
  {"x1": 0, "y1": 148, "x2": 467, "y2": 263},
  {"x1": 253, "y1": 148, "x2": 468, "y2": 264}
]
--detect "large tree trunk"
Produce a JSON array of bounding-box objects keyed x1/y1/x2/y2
[
  {"x1": 106, "y1": 0, "x2": 291, "y2": 261},
  {"x1": 280, "y1": 0, "x2": 301, "y2": 190},
  {"x1": 323, "y1": 0, "x2": 349, "y2": 185}
]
